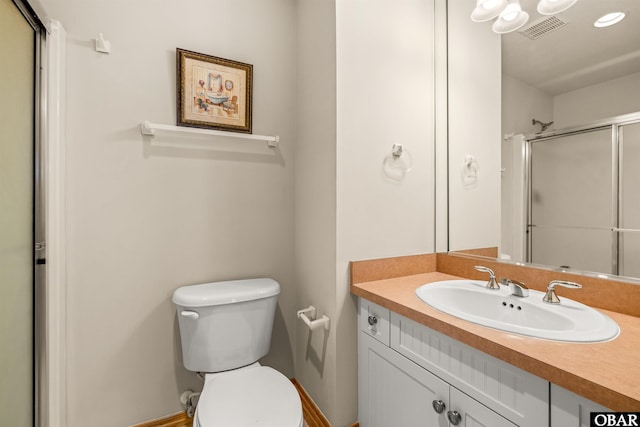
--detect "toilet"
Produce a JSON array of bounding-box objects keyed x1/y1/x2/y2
[{"x1": 172, "y1": 278, "x2": 303, "y2": 427}]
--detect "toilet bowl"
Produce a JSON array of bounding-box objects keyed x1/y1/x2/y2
[
  {"x1": 193, "y1": 364, "x2": 303, "y2": 427},
  {"x1": 173, "y1": 278, "x2": 303, "y2": 427}
]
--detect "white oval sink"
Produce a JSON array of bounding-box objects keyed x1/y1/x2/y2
[{"x1": 415, "y1": 280, "x2": 620, "y2": 342}]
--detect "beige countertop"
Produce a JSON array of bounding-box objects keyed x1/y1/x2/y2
[{"x1": 351, "y1": 271, "x2": 640, "y2": 411}]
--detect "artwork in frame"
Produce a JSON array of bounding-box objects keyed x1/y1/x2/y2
[{"x1": 176, "y1": 48, "x2": 253, "y2": 134}]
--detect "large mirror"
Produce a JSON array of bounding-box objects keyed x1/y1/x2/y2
[{"x1": 448, "y1": 0, "x2": 640, "y2": 282}]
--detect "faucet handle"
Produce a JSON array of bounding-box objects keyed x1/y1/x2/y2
[
  {"x1": 543, "y1": 280, "x2": 582, "y2": 304},
  {"x1": 502, "y1": 279, "x2": 529, "y2": 298},
  {"x1": 474, "y1": 266, "x2": 500, "y2": 290}
]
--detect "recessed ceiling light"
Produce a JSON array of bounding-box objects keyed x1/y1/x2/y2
[{"x1": 594, "y1": 12, "x2": 626, "y2": 28}]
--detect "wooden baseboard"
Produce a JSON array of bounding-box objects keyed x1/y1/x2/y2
[
  {"x1": 132, "y1": 379, "x2": 358, "y2": 427},
  {"x1": 291, "y1": 378, "x2": 331, "y2": 427},
  {"x1": 131, "y1": 411, "x2": 192, "y2": 427}
]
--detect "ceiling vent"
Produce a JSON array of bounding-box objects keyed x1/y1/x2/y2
[{"x1": 519, "y1": 15, "x2": 567, "y2": 40}]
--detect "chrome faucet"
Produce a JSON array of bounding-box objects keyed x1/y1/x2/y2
[
  {"x1": 501, "y1": 278, "x2": 529, "y2": 298},
  {"x1": 543, "y1": 280, "x2": 582, "y2": 304},
  {"x1": 474, "y1": 266, "x2": 500, "y2": 290}
]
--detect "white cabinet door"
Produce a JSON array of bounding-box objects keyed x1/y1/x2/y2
[
  {"x1": 390, "y1": 312, "x2": 549, "y2": 427},
  {"x1": 359, "y1": 332, "x2": 449, "y2": 427},
  {"x1": 449, "y1": 387, "x2": 517, "y2": 427},
  {"x1": 550, "y1": 384, "x2": 610, "y2": 427}
]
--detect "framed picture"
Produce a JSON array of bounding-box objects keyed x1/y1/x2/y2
[{"x1": 176, "y1": 48, "x2": 253, "y2": 133}]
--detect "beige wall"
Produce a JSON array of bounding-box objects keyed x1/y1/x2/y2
[
  {"x1": 502, "y1": 70, "x2": 640, "y2": 134},
  {"x1": 294, "y1": 0, "x2": 338, "y2": 422},
  {"x1": 553, "y1": 71, "x2": 640, "y2": 128},
  {"x1": 40, "y1": 0, "x2": 445, "y2": 425},
  {"x1": 39, "y1": 0, "x2": 296, "y2": 425}
]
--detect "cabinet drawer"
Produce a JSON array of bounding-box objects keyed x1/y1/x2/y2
[{"x1": 359, "y1": 299, "x2": 390, "y2": 346}]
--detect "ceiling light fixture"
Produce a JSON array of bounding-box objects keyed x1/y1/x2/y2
[
  {"x1": 471, "y1": 0, "x2": 508, "y2": 22},
  {"x1": 471, "y1": 0, "x2": 579, "y2": 34},
  {"x1": 492, "y1": 0, "x2": 530, "y2": 34},
  {"x1": 537, "y1": 0, "x2": 579, "y2": 16},
  {"x1": 594, "y1": 12, "x2": 626, "y2": 28}
]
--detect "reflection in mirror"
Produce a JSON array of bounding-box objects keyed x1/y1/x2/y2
[
  {"x1": 524, "y1": 115, "x2": 640, "y2": 278},
  {"x1": 529, "y1": 128, "x2": 613, "y2": 274},
  {"x1": 449, "y1": 0, "x2": 640, "y2": 282},
  {"x1": 620, "y1": 122, "x2": 640, "y2": 277}
]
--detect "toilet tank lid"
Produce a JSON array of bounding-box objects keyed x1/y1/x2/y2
[{"x1": 172, "y1": 278, "x2": 280, "y2": 307}]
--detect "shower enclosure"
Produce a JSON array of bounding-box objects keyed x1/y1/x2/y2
[
  {"x1": 525, "y1": 112, "x2": 640, "y2": 278},
  {"x1": 0, "y1": 0, "x2": 46, "y2": 425}
]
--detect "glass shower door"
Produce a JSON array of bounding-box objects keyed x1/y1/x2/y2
[
  {"x1": 0, "y1": 0, "x2": 36, "y2": 424},
  {"x1": 528, "y1": 128, "x2": 615, "y2": 274},
  {"x1": 620, "y1": 122, "x2": 640, "y2": 278}
]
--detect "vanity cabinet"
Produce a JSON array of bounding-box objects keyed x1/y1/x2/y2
[
  {"x1": 358, "y1": 299, "x2": 549, "y2": 427},
  {"x1": 550, "y1": 384, "x2": 610, "y2": 427},
  {"x1": 359, "y1": 332, "x2": 515, "y2": 427}
]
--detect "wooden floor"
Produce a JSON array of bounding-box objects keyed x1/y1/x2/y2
[
  {"x1": 133, "y1": 412, "x2": 357, "y2": 427},
  {"x1": 132, "y1": 379, "x2": 356, "y2": 427},
  {"x1": 291, "y1": 379, "x2": 330, "y2": 427},
  {"x1": 132, "y1": 412, "x2": 192, "y2": 427}
]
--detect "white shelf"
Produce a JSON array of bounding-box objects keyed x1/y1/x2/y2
[{"x1": 140, "y1": 121, "x2": 279, "y2": 147}]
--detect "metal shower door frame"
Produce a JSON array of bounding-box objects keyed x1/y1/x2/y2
[
  {"x1": 524, "y1": 111, "x2": 640, "y2": 277},
  {"x1": 10, "y1": 0, "x2": 47, "y2": 425}
]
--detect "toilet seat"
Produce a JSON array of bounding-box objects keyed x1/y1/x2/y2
[{"x1": 195, "y1": 365, "x2": 303, "y2": 427}]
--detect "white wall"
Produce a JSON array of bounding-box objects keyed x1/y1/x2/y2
[
  {"x1": 448, "y1": 0, "x2": 501, "y2": 252},
  {"x1": 295, "y1": 1, "x2": 439, "y2": 425},
  {"x1": 336, "y1": 1, "x2": 437, "y2": 256},
  {"x1": 502, "y1": 74, "x2": 554, "y2": 135},
  {"x1": 553, "y1": 71, "x2": 640, "y2": 128},
  {"x1": 336, "y1": 1, "x2": 437, "y2": 421},
  {"x1": 40, "y1": 0, "x2": 296, "y2": 426}
]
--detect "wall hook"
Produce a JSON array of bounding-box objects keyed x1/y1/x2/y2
[
  {"x1": 392, "y1": 144, "x2": 403, "y2": 158},
  {"x1": 95, "y1": 33, "x2": 111, "y2": 54},
  {"x1": 462, "y1": 154, "x2": 480, "y2": 186}
]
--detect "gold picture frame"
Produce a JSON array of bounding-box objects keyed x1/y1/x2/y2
[{"x1": 176, "y1": 48, "x2": 252, "y2": 133}]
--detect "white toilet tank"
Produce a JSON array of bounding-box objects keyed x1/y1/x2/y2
[{"x1": 172, "y1": 278, "x2": 280, "y2": 372}]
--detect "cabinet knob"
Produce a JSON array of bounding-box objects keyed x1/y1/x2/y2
[
  {"x1": 367, "y1": 315, "x2": 378, "y2": 326},
  {"x1": 431, "y1": 399, "x2": 446, "y2": 414},
  {"x1": 447, "y1": 410, "x2": 462, "y2": 425}
]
